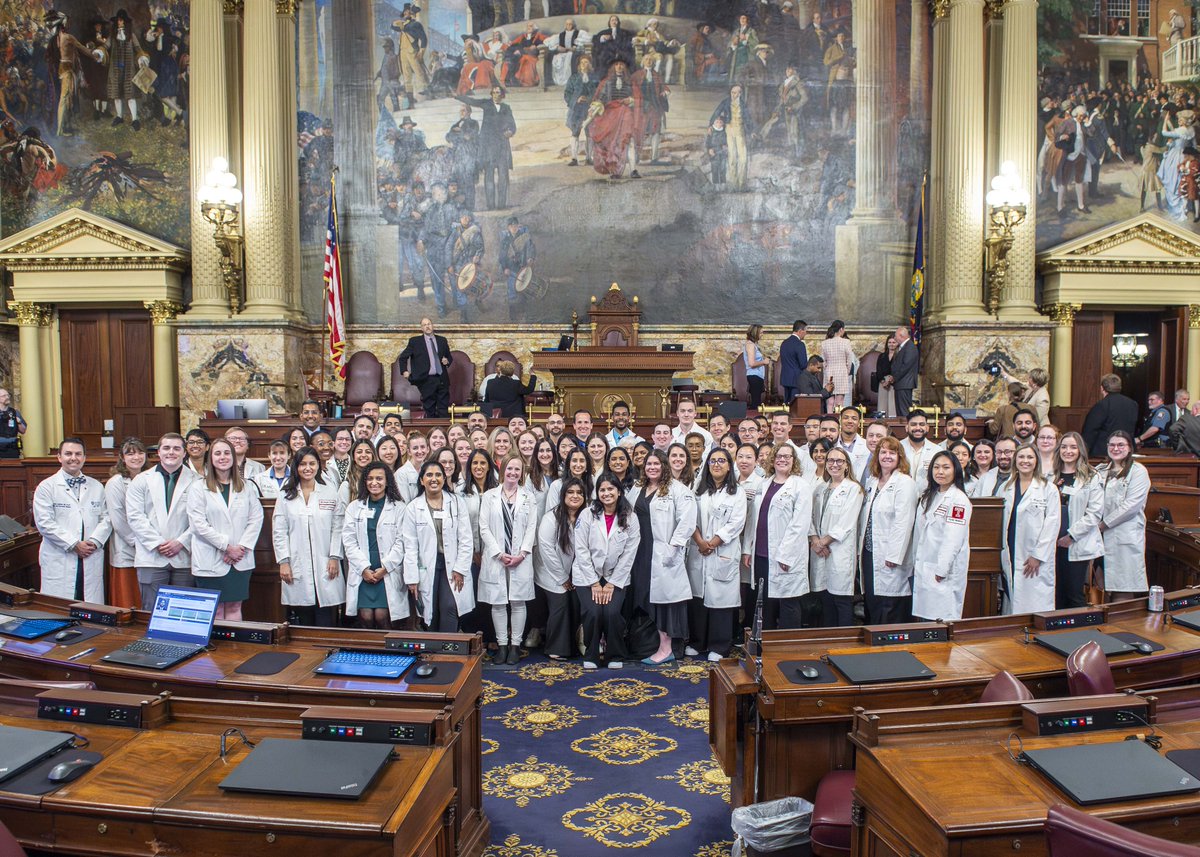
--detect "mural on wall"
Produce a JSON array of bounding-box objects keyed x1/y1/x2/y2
[
  {"x1": 297, "y1": 0, "x2": 930, "y2": 326},
  {"x1": 1036, "y1": 0, "x2": 1198, "y2": 250},
  {"x1": 0, "y1": 1, "x2": 189, "y2": 245}
]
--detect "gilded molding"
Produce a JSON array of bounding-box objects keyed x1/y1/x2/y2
[
  {"x1": 1041, "y1": 303, "x2": 1081, "y2": 327},
  {"x1": 931, "y1": 0, "x2": 950, "y2": 19},
  {"x1": 1074, "y1": 222, "x2": 1198, "y2": 258},
  {"x1": 3, "y1": 218, "x2": 164, "y2": 256},
  {"x1": 10, "y1": 301, "x2": 51, "y2": 327},
  {"x1": 144, "y1": 300, "x2": 185, "y2": 324},
  {"x1": 1190, "y1": 305, "x2": 1200, "y2": 329},
  {"x1": 3, "y1": 257, "x2": 188, "y2": 273},
  {"x1": 223, "y1": 0, "x2": 243, "y2": 15},
  {"x1": 1038, "y1": 259, "x2": 1200, "y2": 274},
  {"x1": 984, "y1": 0, "x2": 1004, "y2": 20},
  {"x1": 275, "y1": 0, "x2": 299, "y2": 16}
]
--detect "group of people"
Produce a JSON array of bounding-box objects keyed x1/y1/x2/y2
[{"x1": 31, "y1": 385, "x2": 1165, "y2": 669}]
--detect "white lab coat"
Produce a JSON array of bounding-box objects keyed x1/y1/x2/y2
[
  {"x1": 478, "y1": 486, "x2": 538, "y2": 604},
  {"x1": 1060, "y1": 472, "x2": 1105, "y2": 561},
  {"x1": 1000, "y1": 479, "x2": 1061, "y2": 614},
  {"x1": 241, "y1": 458, "x2": 266, "y2": 478},
  {"x1": 743, "y1": 475, "x2": 812, "y2": 599},
  {"x1": 857, "y1": 473, "x2": 918, "y2": 597},
  {"x1": 458, "y1": 487, "x2": 485, "y2": 554},
  {"x1": 737, "y1": 473, "x2": 764, "y2": 583},
  {"x1": 126, "y1": 466, "x2": 199, "y2": 569},
  {"x1": 835, "y1": 436, "x2": 871, "y2": 482},
  {"x1": 342, "y1": 498, "x2": 409, "y2": 620},
  {"x1": 900, "y1": 438, "x2": 944, "y2": 492},
  {"x1": 687, "y1": 487, "x2": 747, "y2": 609},
  {"x1": 966, "y1": 469, "x2": 1000, "y2": 499},
  {"x1": 252, "y1": 470, "x2": 289, "y2": 500},
  {"x1": 187, "y1": 481, "x2": 263, "y2": 578},
  {"x1": 402, "y1": 493, "x2": 476, "y2": 625},
  {"x1": 536, "y1": 510, "x2": 576, "y2": 592},
  {"x1": 911, "y1": 487, "x2": 973, "y2": 621},
  {"x1": 629, "y1": 480, "x2": 697, "y2": 604},
  {"x1": 33, "y1": 470, "x2": 111, "y2": 602},
  {"x1": 104, "y1": 474, "x2": 136, "y2": 567},
  {"x1": 544, "y1": 476, "x2": 593, "y2": 516},
  {"x1": 572, "y1": 507, "x2": 641, "y2": 589},
  {"x1": 1099, "y1": 461, "x2": 1151, "y2": 592},
  {"x1": 272, "y1": 481, "x2": 346, "y2": 607},
  {"x1": 810, "y1": 480, "x2": 864, "y2": 597},
  {"x1": 395, "y1": 461, "x2": 420, "y2": 502}
]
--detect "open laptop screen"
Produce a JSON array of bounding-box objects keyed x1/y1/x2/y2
[{"x1": 147, "y1": 587, "x2": 220, "y2": 646}]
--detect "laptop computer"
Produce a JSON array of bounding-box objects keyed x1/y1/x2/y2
[
  {"x1": 0, "y1": 724, "x2": 76, "y2": 783},
  {"x1": 1033, "y1": 628, "x2": 1135, "y2": 658},
  {"x1": 102, "y1": 586, "x2": 220, "y2": 670},
  {"x1": 825, "y1": 651, "x2": 937, "y2": 684},
  {"x1": 314, "y1": 650, "x2": 416, "y2": 679},
  {"x1": 0, "y1": 610, "x2": 73, "y2": 640},
  {"x1": 219, "y1": 738, "x2": 393, "y2": 799},
  {"x1": 1023, "y1": 739, "x2": 1200, "y2": 805}
]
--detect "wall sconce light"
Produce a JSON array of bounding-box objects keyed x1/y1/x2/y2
[
  {"x1": 1111, "y1": 333, "x2": 1149, "y2": 370},
  {"x1": 984, "y1": 160, "x2": 1030, "y2": 317},
  {"x1": 197, "y1": 157, "x2": 244, "y2": 314}
]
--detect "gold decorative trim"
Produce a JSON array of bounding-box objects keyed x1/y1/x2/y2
[
  {"x1": 1038, "y1": 259, "x2": 1200, "y2": 274},
  {"x1": 10, "y1": 301, "x2": 51, "y2": 327},
  {"x1": 223, "y1": 0, "x2": 244, "y2": 15},
  {"x1": 562, "y1": 792, "x2": 690, "y2": 849},
  {"x1": 2, "y1": 218, "x2": 169, "y2": 257},
  {"x1": 144, "y1": 300, "x2": 184, "y2": 324},
  {"x1": 3, "y1": 257, "x2": 188, "y2": 273},
  {"x1": 275, "y1": 0, "x2": 298, "y2": 17},
  {"x1": 1071, "y1": 222, "x2": 1198, "y2": 258},
  {"x1": 1041, "y1": 303, "x2": 1081, "y2": 327},
  {"x1": 931, "y1": 0, "x2": 951, "y2": 19},
  {"x1": 984, "y1": 0, "x2": 1004, "y2": 20},
  {"x1": 1190, "y1": 305, "x2": 1200, "y2": 329}
]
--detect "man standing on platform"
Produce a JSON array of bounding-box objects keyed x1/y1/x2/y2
[
  {"x1": 455, "y1": 86, "x2": 517, "y2": 210},
  {"x1": 1081, "y1": 373, "x2": 1140, "y2": 459},
  {"x1": 889, "y1": 326, "x2": 918, "y2": 418},
  {"x1": 33, "y1": 438, "x2": 110, "y2": 602},
  {"x1": 299, "y1": 400, "x2": 325, "y2": 440},
  {"x1": 395, "y1": 5, "x2": 429, "y2": 104},
  {"x1": 0, "y1": 389, "x2": 27, "y2": 458},
  {"x1": 126, "y1": 433, "x2": 197, "y2": 609},
  {"x1": 399, "y1": 317, "x2": 454, "y2": 419},
  {"x1": 778, "y1": 320, "x2": 808, "y2": 403}
]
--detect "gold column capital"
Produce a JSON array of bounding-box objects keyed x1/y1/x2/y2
[
  {"x1": 1190, "y1": 304, "x2": 1200, "y2": 329},
  {"x1": 223, "y1": 0, "x2": 243, "y2": 16},
  {"x1": 275, "y1": 0, "x2": 299, "y2": 17},
  {"x1": 931, "y1": 0, "x2": 951, "y2": 19},
  {"x1": 1042, "y1": 302, "x2": 1081, "y2": 327},
  {"x1": 984, "y1": 0, "x2": 1004, "y2": 20},
  {"x1": 144, "y1": 300, "x2": 185, "y2": 324},
  {"x1": 10, "y1": 301, "x2": 51, "y2": 327}
]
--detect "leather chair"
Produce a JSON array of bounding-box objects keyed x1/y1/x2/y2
[
  {"x1": 1045, "y1": 803, "x2": 1200, "y2": 856},
  {"x1": 343, "y1": 351, "x2": 383, "y2": 410},
  {"x1": 0, "y1": 821, "x2": 28, "y2": 857},
  {"x1": 773, "y1": 358, "x2": 786, "y2": 404},
  {"x1": 855, "y1": 349, "x2": 881, "y2": 410},
  {"x1": 484, "y1": 350, "x2": 521, "y2": 379},
  {"x1": 447, "y1": 350, "x2": 475, "y2": 406},
  {"x1": 1066, "y1": 640, "x2": 1116, "y2": 696},
  {"x1": 389, "y1": 360, "x2": 424, "y2": 416},
  {"x1": 979, "y1": 669, "x2": 1035, "y2": 703},
  {"x1": 731, "y1": 352, "x2": 749, "y2": 403},
  {"x1": 810, "y1": 769, "x2": 855, "y2": 857},
  {"x1": 601, "y1": 329, "x2": 628, "y2": 346}
]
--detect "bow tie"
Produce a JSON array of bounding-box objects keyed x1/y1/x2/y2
[{"x1": 66, "y1": 476, "x2": 86, "y2": 489}]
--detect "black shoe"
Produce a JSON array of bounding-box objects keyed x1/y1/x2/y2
[
  {"x1": 131, "y1": 119, "x2": 141, "y2": 131},
  {"x1": 630, "y1": 170, "x2": 642, "y2": 179},
  {"x1": 506, "y1": 646, "x2": 520, "y2": 665},
  {"x1": 93, "y1": 108, "x2": 101, "y2": 121},
  {"x1": 160, "y1": 115, "x2": 170, "y2": 127},
  {"x1": 494, "y1": 645, "x2": 508, "y2": 663},
  {"x1": 568, "y1": 159, "x2": 579, "y2": 166},
  {"x1": 417, "y1": 289, "x2": 427, "y2": 302},
  {"x1": 111, "y1": 116, "x2": 123, "y2": 127}
]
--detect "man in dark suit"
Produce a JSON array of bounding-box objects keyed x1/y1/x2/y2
[
  {"x1": 1081, "y1": 373, "x2": 1140, "y2": 458},
  {"x1": 455, "y1": 86, "x2": 516, "y2": 210},
  {"x1": 397, "y1": 317, "x2": 453, "y2": 418},
  {"x1": 795, "y1": 354, "x2": 834, "y2": 404},
  {"x1": 777, "y1": 319, "x2": 809, "y2": 403},
  {"x1": 889, "y1": 326, "x2": 919, "y2": 418}
]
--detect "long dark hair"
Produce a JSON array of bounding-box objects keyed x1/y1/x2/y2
[
  {"x1": 554, "y1": 476, "x2": 587, "y2": 553},
  {"x1": 696, "y1": 447, "x2": 738, "y2": 495},
  {"x1": 282, "y1": 446, "x2": 327, "y2": 499},
  {"x1": 590, "y1": 471, "x2": 632, "y2": 529},
  {"x1": 417, "y1": 459, "x2": 448, "y2": 496},
  {"x1": 357, "y1": 462, "x2": 403, "y2": 503},
  {"x1": 462, "y1": 448, "x2": 499, "y2": 496},
  {"x1": 605, "y1": 446, "x2": 634, "y2": 490},
  {"x1": 920, "y1": 450, "x2": 966, "y2": 511},
  {"x1": 561, "y1": 448, "x2": 594, "y2": 498},
  {"x1": 967, "y1": 438, "x2": 995, "y2": 479},
  {"x1": 529, "y1": 438, "x2": 559, "y2": 491},
  {"x1": 376, "y1": 435, "x2": 403, "y2": 472}
]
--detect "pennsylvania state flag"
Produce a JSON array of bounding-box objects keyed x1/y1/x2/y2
[{"x1": 909, "y1": 175, "x2": 926, "y2": 346}]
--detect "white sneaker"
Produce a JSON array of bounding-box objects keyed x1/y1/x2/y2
[
  {"x1": 707, "y1": 651, "x2": 723, "y2": 662},
  {"x1": 607, "y1": 661, "x2": 624, "y2": 670},
  {"x1": 583, "y1": 661, "x2": 599, "y2": 671},
  {"x1": 684, "y1": 646, "x2": 700, "y2": 657}
]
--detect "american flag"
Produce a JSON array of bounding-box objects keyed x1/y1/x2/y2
[{"x1": 324, "y1": 174, "x2": 347, "y2": 380}]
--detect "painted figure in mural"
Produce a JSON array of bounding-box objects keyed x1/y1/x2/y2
[
  {"x1": 704, "y1": 116, "x2": 728, "y2": 188},
  {"x1": 446, "y1": 104, "x2": 480, "y2": 210},
  {"x1": 375, "y1": 38, "x2": 405, "y2": 113},
  {"x1": 395, "y1": 5, "x2": 429, "y2": 103},
  {"x1": 446, "y1": 212, "x2": 483, "y2": 320},
  {"x1": 564, "y1": 54, "x2": 599, "y2": 166},
  {"x1": 690, "y1": 23, "x2": 723, "y2": 84},
  {"x1": 418, "y1": 182, "x2": 460, "y2": 318},
  {"x1": 44, "y1": 10, "x2": 92, "y2": 137},
  {"x1": 454, "y1": 86, "x2": 516, "y2": 210},
  {"x1": 1055, "y1": 105, "x2": 1092, "y2": 215},
  {"x1": 106, "y1": 8, "x2": 149, "y2": 130},
  {"x1": 1168, "y1": 8, "x2": 1186, "y2": 46},
  {"x1": 84, "y1": 17, "x2": 110, "y2": 120},
  {"x1": 0, "y1": 124, "x2": 61, "y2": 202},
  {"x1": 501, "y1": 22, "x2": 544, "y2": 88},
  {"x1": 758, "y1": 64, "x2": 807, "y2": 156},
  {"x1": 823, "y1": 30, "x2": 853, "y2": 136},
  {"x1": 634, "y1": 19, "x2": 681, "y2": 84},
  {"x1": 499, "y1": 215, "x2": 535, "y2": 315},
  {"x1": 588, "y1": 59, "x2": 640, "y2": 179},
  {"x1": 1179, "y1": 144, "x2": 1200, "y2": 222},
  {"x1": 593, "y1": 16, "x2": 636, "y2": 74},
  {"x1": 398, "y1": 181, "x2": 429, "y2": 302},
  {"x1": 1159, "y1": 107, "x2": 1197, "y2": 221},
  {"x1": 727, "y1": 14, "x2": 757, "y2": 83},
  {"x1": 800, "y1": 11, "x2": 828, "y2": 85},
  {"x1": 145, "y1": 19, "x2": 183, "y2": 126},
  {"x1": 391, "y1": 115, "x2": 428, "y2": 180},
  {"x1": 547, "y1": 18, "x2": 590, "y2": 87},
  {"x1": 1082, "y1": 101, "x2": 1119, "y2": 197},
  {"x1": 710, "y1": 84, "x2": 753, "y2": 190},
  {"x1": 458, "y1": 33, "x2": 498, "y2": 94},
  {"x1": 739, "y1": 43, "x2": 774, "y2": 129},
  {"x1": 631, "y1": 52, "x2": 669, "y2": 165},
  {"x1": 1139, "y1": 139, "x2": 1166, "y2": 211},
  {"x1": 469, "y1": 0, "x2": 496, "y2": 34}
]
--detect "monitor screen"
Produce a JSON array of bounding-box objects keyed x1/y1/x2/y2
[{"x1": 147, "y1": 586, "x2": 220, "y2": 644}]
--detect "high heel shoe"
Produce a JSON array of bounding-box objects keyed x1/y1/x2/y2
[{"x1": 641, "y1": 653, "x2": 676, "y2": 666}]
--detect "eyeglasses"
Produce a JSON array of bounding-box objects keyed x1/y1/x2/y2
[{"x1": 826, "y1": 459, "x2": 847, "y2": 467}]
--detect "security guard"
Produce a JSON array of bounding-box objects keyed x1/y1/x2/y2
[
  {"x1": 1136, "y1": 391, "x2": 1173, "y2": 449},
  {"x1": 0, "y1": 388, "x2": 26, "y2": 459}
]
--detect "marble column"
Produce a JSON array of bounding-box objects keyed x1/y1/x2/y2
[
  {"x1": 996, "y1": 0, "x2": 1039, "y2": 318},
  {"x1": 145, "y1": 301, "x2": 184, "y2": 408},
  {"x1": 12, "y1": 303, "x2": 48, "y2": 457},
  {"x1": 277, "y1": 0, "x2": 303, "y2": 317},
  {"x1": 1188, "y1": 305, "x2": 1200, "y2": 400},
  {"x1": 187, "y1": 0, "x2": 232, "y2": 319},
  {"x1": 1045, "y1": 303, "x2": 1079, "y2": 408},
  {"x1": 909, "y1": 0, "x2": 930, "y2": 125},
  {"x1": 934, "y1": 0, "x2": 987, "y2": 320},
  {"x1": 223, "y1": 1, "x2": 243, "y2": 183},
  {"x1": 926, "y1": 2, "x2": 949, "y2": 319},
  {"x1": 241, "y1": 0, "x2": 294, "y2": 319}
]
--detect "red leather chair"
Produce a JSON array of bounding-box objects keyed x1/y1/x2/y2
[
  {"x1": 447, "y1": 350, "x2": 475, "y2": 406},
  {"x1": 389, "y1": 360, "x2": 424, "y2": 416},
  {"x1": 0, "y1": 821, "x2": 28, "y2": 857},
  {"x1": 484, "y1": 350, "x2": 521, "y2": 379},
  {"x1": 855, "y1": 349, "x2": 881, "y2": 409},
  {"x1": 1066, "y1": 640, "x2": 1116, "y2": 696},
  {"x1": 1046, "y1": 803, "x2": 1200, "y2": 856},
  {"x1": 343, "y1": 351, "x2": 383, "y2": 409},
  {"x1": 810, "y1": 770, "x2": 855, "y2": 857},
  {"x1": 731, "y1": 352, "x2": 749, "y2": 403},
  {"x1": 979, "y1": 669, "x2": 1035, "y2": 703},
  {"x1": 601, "y1": 329, "x2": 628, "y2": 346}
]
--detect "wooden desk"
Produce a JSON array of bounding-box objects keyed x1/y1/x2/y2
[{"x1": 531, "y1": 347, "x2": 694, "y2": 420}]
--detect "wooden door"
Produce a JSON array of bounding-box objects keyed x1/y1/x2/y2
[
  {"x1": 1070, "y1": 310, "x2": 1114, "y2": 409},
  {"x1": 59, "y1": 310, "x2": 154, "y2": 449},
  {"x1": 1159, "y1": 308, "x2": 1188, "y2": 398}
]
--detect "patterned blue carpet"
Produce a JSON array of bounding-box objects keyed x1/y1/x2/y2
[{"x1": 479, "y1": 654, "x2": 734, "y2": 856}]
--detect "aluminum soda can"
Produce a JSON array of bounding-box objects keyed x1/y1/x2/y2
[{"x1": 1149, "y1": 585, "x2": 1165, "y2": 613}]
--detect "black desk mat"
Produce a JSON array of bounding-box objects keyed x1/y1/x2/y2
[
  {"x1": 778, "y1": 659, "x2": 839, "y2": 686},
  {"x1": 1110, "y1": 632, "x2": 1165, "y2": 653},
  {"x1": 234, "y1": 652, "x2": 300, "y2": 675},
  {"x1": 406, "y1": 662, "x2": 463, "y2": 685},
  {"x1": 3, "y1": 749, "x2": 103, "y2": 796},
  {"x1": 52, "y1": 626, "x2": 106, "y2": 647}
]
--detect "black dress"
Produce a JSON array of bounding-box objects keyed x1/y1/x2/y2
[
  {"x1": 1054, "y1": 472, "x2": 1089, "y2": 609},
  {"x1": 622, "y1": 490, "x2": 660, "y2": 658}
]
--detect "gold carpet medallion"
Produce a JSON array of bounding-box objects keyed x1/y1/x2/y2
[
  {"x1": 561, "y1": 791, "x2": 691, "y2": 849},
  {"x1": 655, "y1": 697, "x2": 712, "y2": 731},
  {"x1": 652, "y1": 660, "x2": 715, "y2": 684},
  {"x1": 658, "y1": 756, "x2": 732, "y2": 803},
  {"x1": 483, "y1": 833, "x2": 560, "y2": 856},
  {"x1": 491, "y1": 699, "x2": 593, "y2": 737},
  {"x1": 570, "y1": 726, "x2": 679, "y2": 766},
  {"x1": 517, "y1": 661, "x2": 585, "y2": 686},
  {"x1": 482, "y1": 738, "x2": 499, "y2": 755},
  {"x1": 484, "y1": 755, "x2": 591, "y2": 808},
  {"x1": 482, "y1": 679, "x2": 518, "y2": 706},
  {"x1": 577, "y1": 677, "x2": 669, "y2": 708},
  {"x1": 694, "y1": 841, "x2": 734, "y2": 857}
]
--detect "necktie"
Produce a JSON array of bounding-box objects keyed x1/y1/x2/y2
[
  {"x1": 426, "y1": 335, "x2": 440, "y2": 375},
  {"x1": 66, "y1": 475, "x2": 85, "y2": 498},
  {"x1": 164, "y1": 469, "x2": 178, "y2": 509}
]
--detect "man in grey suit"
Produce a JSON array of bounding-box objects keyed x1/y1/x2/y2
[{"x1": 889, "y1": 326, "x2": 918, "y2": 418}]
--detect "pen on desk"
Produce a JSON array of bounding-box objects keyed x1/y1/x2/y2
[{"x1": 67, "y1": 647, "x2": 95, "y2": 661}]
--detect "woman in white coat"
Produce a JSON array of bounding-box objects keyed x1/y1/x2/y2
[
  {"x1": 32, "y1": 438, "x2": 111, "y2": 603},
  {"x1": 272, "y1": 446, "x2": 346, "y2": 626},
  {"x1": 402, "y1": 460, "x2": 476, "y2": 632},
  {"x1": 104, "y1": 437, "x2": 147, "y2": 609},
  {"x1": 573, "y1": 473, "x2": 641, "y2": 670},
  {"x1": 687, "y1": 448, "x2": 747, "y2": 660},
  {"x1": 188, "y1": 438, "x2": 264, "y2": 621},
  {"x1": 342, "y1": 462, "x2": 409, "y2": 629},
  {"x1": 458, "y1": 448, "x2": 499, "y2": 643},
  {"x1": 858, "y1": 436, "x2": 917, "y2": 625},
  {"x1": 809, "y1": 447, "x2": 864, "y2": 627},
  {"x1": 478, "y1": 454, "x2": 538, "y2": 664},
  {"x1": 1052, "y1": 431, "x2": 1105, "y2": 609},
  {"x1": 631, "y1": 450, "x2": 697, "y2": 665},
  {"x1": 735, "y1": 442, "x2": 765, "y2": 631},
  {"x1": 545, "y1": 448, "x2": 593, "y2": 515},
  {"x1": 1097, "y1": 431, "x2": 1152, "y2": 601},
  {"x1": 911, "y1": 451, "x2": 973, "y2": 621},
  {"x1": 536, "y1": 476, "x2": 587, "y2": 659},
  {"x1": 1000, "y1": 444, "x2": 1061, "y2": 614},
  {"x1": 395, "y1": 433, "x2": 430, "y2": 502},
  {"x1": 742, "y1": 443, "x2": 811, "y2": 631}
]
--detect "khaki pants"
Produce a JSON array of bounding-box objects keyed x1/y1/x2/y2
[
  {"x1": 400, "y1": 46, "x2": 428, "y2": 95},
  {"x1": 57, "y1": 64, "x2": 76, "y2": 135}
]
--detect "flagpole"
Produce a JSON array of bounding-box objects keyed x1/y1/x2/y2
[{"x1": 323, "y1": 166, "x2": 339, "y2": 390}]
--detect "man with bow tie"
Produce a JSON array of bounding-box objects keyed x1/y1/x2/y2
[{"x1": 33, "y1": 438, "x2": 111, "y2": 602}]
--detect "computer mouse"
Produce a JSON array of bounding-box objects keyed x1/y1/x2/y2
[
  {"x1": 55, "y1": 629, "x2": 82, "y2": 642},
  {"x1": 415, "y1": 663, "x2": 436, "y2": 678},
  {"x1": 1134, "y1": 641, "x2": 1154, "y2": 654},
  {"x1": 47, "y1": 757, "x2": 96, "y2": 783},
  {"x1": 799, "y1": 665, "x2": 821, "y2": 680}
]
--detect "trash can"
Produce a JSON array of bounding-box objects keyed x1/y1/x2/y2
[{"x1": 731, "y1": 796, "x2": 814, "y2": 857}]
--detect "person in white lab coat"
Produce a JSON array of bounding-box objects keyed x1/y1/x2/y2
[
  {"x1": 545, "y1": 448, "x2": 594, "y2": 515},
  {"x1": 396, "y1": 432, "x2": 430, "y2": 502},
  {"x1": 252, "y1": 440, "x2": 292, "y2": 500},
  {"x1": 536, "y1": 476, "x2": 586, "y2": 659},
  {"x1": 402, "y1": 460, "x2": 476, "y2": 631},
  {"x1": 187, "y1": 438, "x2": 264, "y2": 621},
  {"x1": 858, "y1": 436, "x2": 917, "y2": 624},
  {"x1": 224, "y1": 427, "x2": 265, "y2": 478},
  {"x1": 33, "y1": 437, "x2": 111, "y2": 603},
  {"x1": 687, "y1": 449, "x2": 747, "y2": 660},
  {"x1": 478, "y1": 454, "x2": 538, "y2": 664},
  {"x1": 742, "y1": 443, "x2": 811, "y2": 630},
  {"x1": 342, "y1": 462, "x2": 409, "y2": 629},
  {"x1": 1097, "y1": 431, "x2": 1152, "y2": 601},
  {"x1": 911, "y1": 451, "x2": 973, "y2": 621},
  {"x1": 272, "y1": 447, "x2": 346, "y2": 625},
  {"x1": 573, "y1": 473, "x2": 641, "y2": 670},
  {"x1": 809, "y1": 447, "x2": 864, "y2": 627},
  {"x1": 104, "y1": 437, "x2": 148, "y2": 608},
  {"x1": 899, "y1": 410, "x2": 944, "y2": 492},
  {"x1": 735, "y1": 442, "x2": 765, "y2": 629},
  {"x1": 965, "y1": 439, "x2": 997, "y2": 498},
  {"x1": 126, "y1": 433, "x2": 199, "y2": 609},
  {"x1": 1052, "y1": 431, "x2": 1105, "y2": 609},
  {"x1": 1000, "y1": 444, "x2": 1061, "y2": 614}
]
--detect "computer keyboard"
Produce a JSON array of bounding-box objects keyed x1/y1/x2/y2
[
  {"x1": 121, "y1": 639, "x2": 195, "y2": 658},
  {"x1": 0, "y1": 619, "x2": 69, "y2": 638},
  {"x1": 323, "y1": 650, "x2": 416, "y2": 671}
]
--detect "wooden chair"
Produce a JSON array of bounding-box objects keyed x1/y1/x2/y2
[
  {"x1": 447, "y1": 350, "x2": 475, "y2": 406},
  {"x1": 731, "y1": 352, "x2": 749, "y2": 403},
  {"x1": 343, "y1": 351, "x2": 383, "y2": 410},
  {"x1": 601, "y1": 328, "x2": 629, "y2": 346},
  {"x1": 855, "y1": 349, "x2": 882, "y2": 410},
  {"x1": 773, "y1": 358, "x2": 786, "y2": 404},
  {"x1": 389, "y1": 359, "x2": 424, "y2": 416}
]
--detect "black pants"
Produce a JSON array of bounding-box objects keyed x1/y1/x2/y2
[
  {"x1": 1056, "y1": 549, "x2": 1090, "y2": 610},
  {"x1": 541, "y1": 584, "x2": 579, "y2": 658},
  {"x1": 756, "y1": 555, "x2": 804, "y2": 630},
  {"x1": 862, "y1": 546, "x2": 909, "y2": 624},
  {"x1": 895, "y1": 386, "x2": 914, "y2": 419},
  {"x1": 418, "y1": 372, "x2": 451, "y2": 418},
  {"x1": 482, "y1": 164, "x2": 510, "y2": 210},
  {"x1": 430, "y1": 552, "x2": 461, "y2": 632},
  {"x1": 822, "y1": 591, "x2": 855, "y2": 627},
  {"x1": 705, "y1": 606, "x2": 736, "y2": 657},
  {"x1": 577, "y1": 583, "x2": 627, "y2": 662},
  {"x1": 459, "y1": 559, "x2": 497, "y2": 643},
  {"x1": 289, "y1": 605, "x2": 340, "y2": 627},
  {"x1": 747, "y1": 376, "x2": 765, "y2": 409}
]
